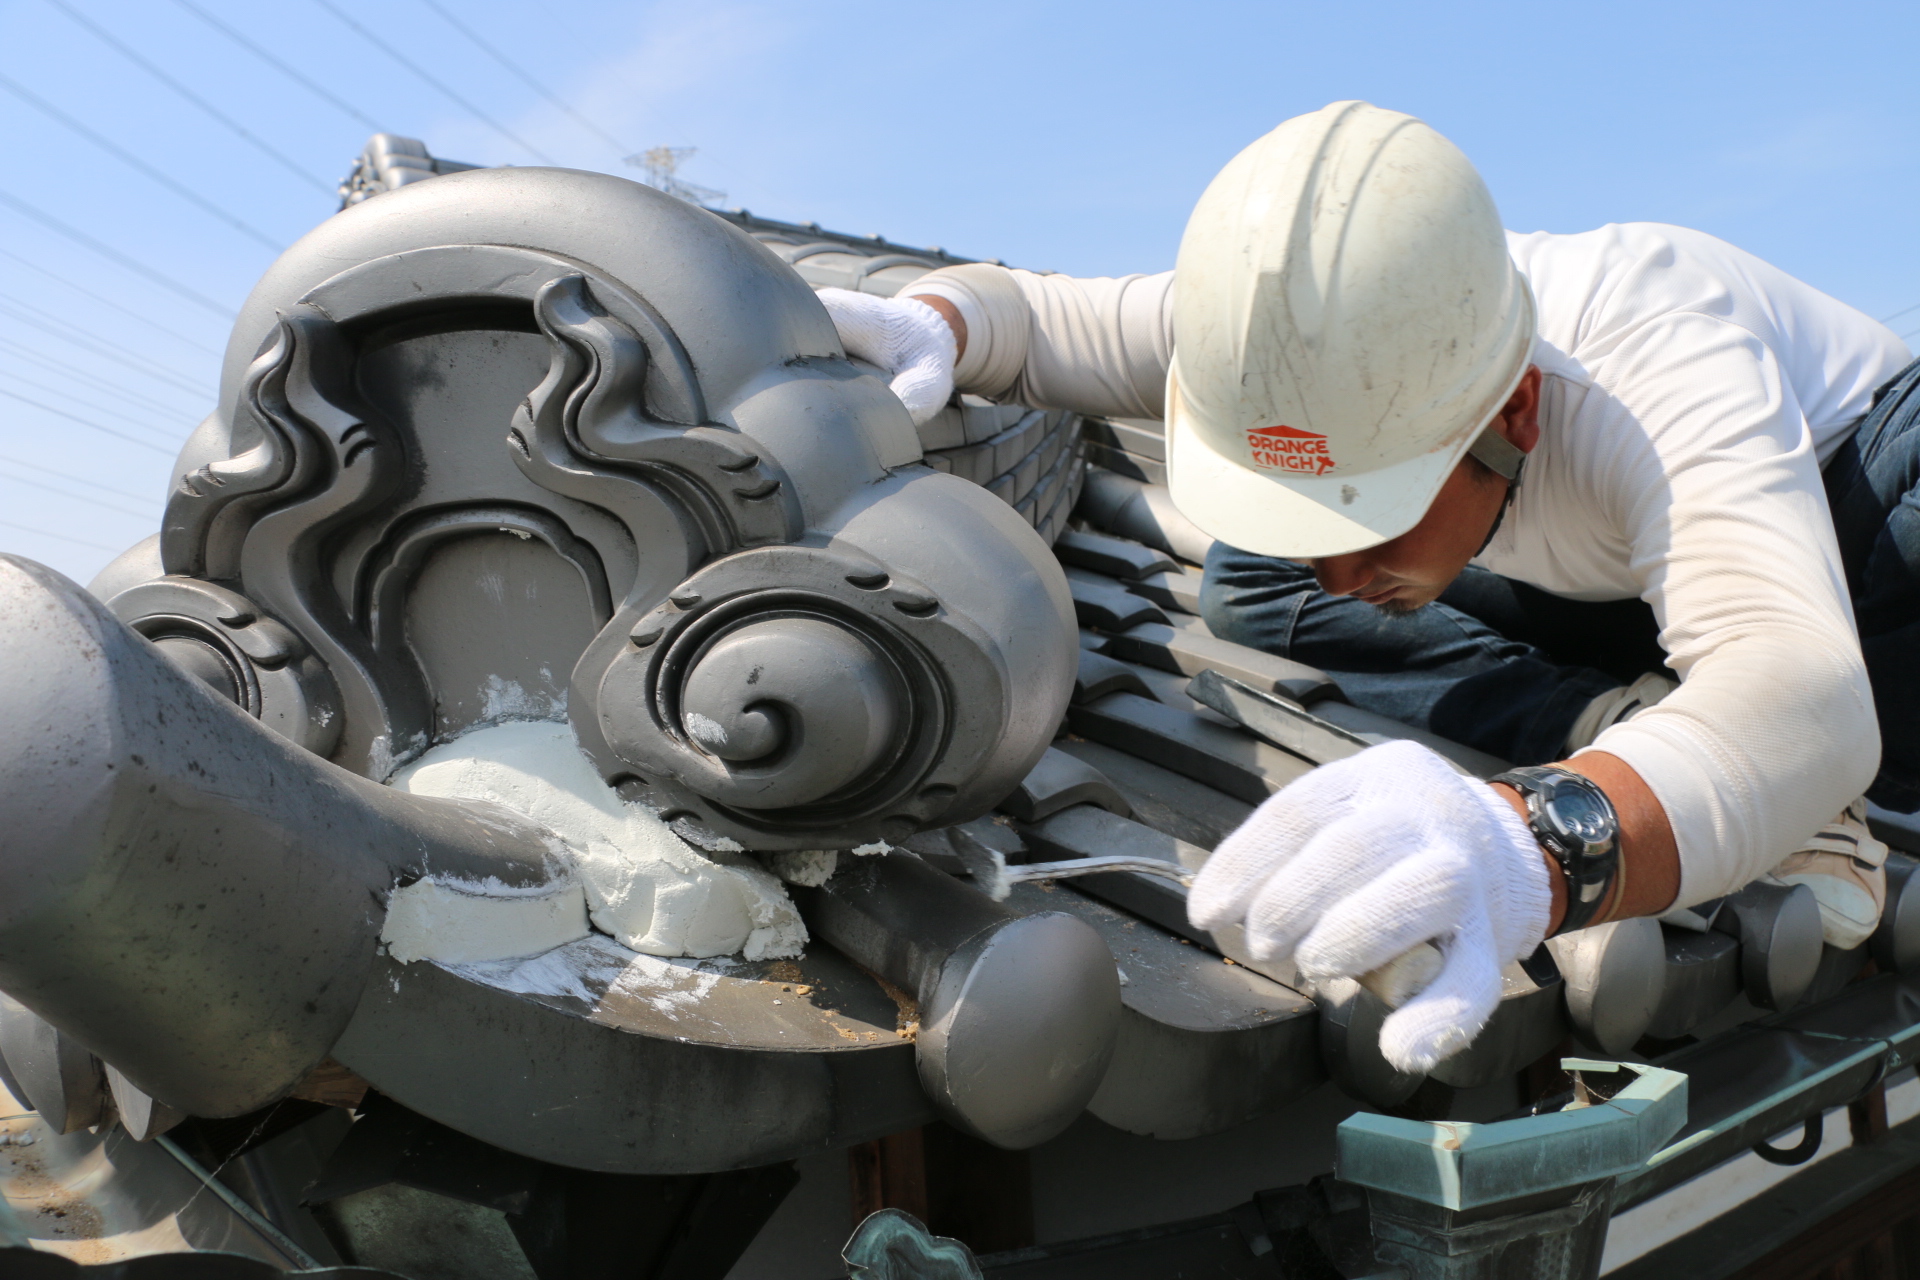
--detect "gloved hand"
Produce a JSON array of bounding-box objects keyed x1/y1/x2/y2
[
  {"x1": 1189, "y1": 739, "x2": 1553, "y2": 1072},
  {"x1": 816, "y1": 288, "x2": 956, "y2": 426}
]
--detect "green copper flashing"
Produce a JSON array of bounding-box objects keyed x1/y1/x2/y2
[{"x1": 1335, "y1": 1059, "x2": 1688, "y2": 1211}]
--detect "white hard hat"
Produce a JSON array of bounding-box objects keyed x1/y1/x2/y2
[{"x1": 1166, "y1": 101, "x2": 1536, "y2": 559}]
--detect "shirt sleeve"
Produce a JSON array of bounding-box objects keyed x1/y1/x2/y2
[
  {"x1": 904, "y1": 265, "x2": 1175, "y2": 420},
  {"x1": 1571, "y1": 311, "x2": 1879, "y2": 905}
]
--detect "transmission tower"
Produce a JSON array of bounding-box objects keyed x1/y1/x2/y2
[{"x1": 624, "y1": 146, "x2": 725, "y2": 206}]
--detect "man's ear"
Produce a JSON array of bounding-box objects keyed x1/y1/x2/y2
[{"x1": 1492, "y1": 366, "x2": 1542, "y2": 454}]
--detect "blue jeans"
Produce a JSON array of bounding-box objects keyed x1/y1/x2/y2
[{"x1": 1200, "y1": 357, "x2": 1920, "y2": 810}]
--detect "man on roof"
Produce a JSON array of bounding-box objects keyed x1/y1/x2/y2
[{"x1": 818, "y1": 101, "x2": 1917, "y2": 1072}]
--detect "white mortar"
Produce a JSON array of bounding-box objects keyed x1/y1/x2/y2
[
  {"x1": 383, "y1": 874, "x2": 590, "y2": 965},
  {"x1": 383, "y1": 720, "x2": 806, "y2": 965}
]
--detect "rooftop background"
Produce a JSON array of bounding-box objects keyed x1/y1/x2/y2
[{"x1": 1, "y1": 0, "x2": 1914, "y2": 582}]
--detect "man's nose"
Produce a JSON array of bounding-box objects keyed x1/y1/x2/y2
[{"x1": 1310, "y1": 554, "x2": 1372, "y2": 597}]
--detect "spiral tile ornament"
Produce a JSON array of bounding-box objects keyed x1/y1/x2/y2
[
  {"x1": 679, "y1": 618, "x2": 901, "y2": 785},
  {"x1": 104, "y1": 576, "x2": 342, "y2": 757},
  {"x1": 596, "y1": 542, "x2": 1027, "y2": 847}
]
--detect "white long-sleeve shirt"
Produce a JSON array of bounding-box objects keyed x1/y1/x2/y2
[{"x1": 907, "y1": 224, "x2": 1910, "y2": 904}]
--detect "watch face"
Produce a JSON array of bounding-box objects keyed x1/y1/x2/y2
[{"x1": 1546, "y1": 783, "x2": 1613, "y2": 846}]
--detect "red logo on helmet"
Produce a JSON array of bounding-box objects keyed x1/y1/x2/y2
[{"x1": 1246, "y1": 425, "x2": 1335, "y2": 476}]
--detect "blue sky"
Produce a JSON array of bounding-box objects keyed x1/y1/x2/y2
[{"x1": 2, "y1": 0, "x2": 1916, "y2": 584}]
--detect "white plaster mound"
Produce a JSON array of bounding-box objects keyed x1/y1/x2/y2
[
  {"x1": 767, "y1": 849, "x2": 838, "y2": 887},
  {"x1": 384, "y1": 720, "x2": 806, "y2": 964},
  {"x1": 383, "y1": 875, "x2": 590, "y2": 965}
]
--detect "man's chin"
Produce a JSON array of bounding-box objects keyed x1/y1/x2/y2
[{"x1": 1374, "y1": 594, "x2": 1432, "y2": 617}]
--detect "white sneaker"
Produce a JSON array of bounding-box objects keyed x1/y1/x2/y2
[
  {"x1": 1564, "y1": 672, "x2": 1677, "y2": 755},
  {"x1": 1769, "y1": 799, "x2": 1889, "y2": 951}
]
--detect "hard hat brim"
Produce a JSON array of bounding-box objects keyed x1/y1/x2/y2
[{"x1": 1165, "y1": 366, "x2": 1506, "y2": 560}]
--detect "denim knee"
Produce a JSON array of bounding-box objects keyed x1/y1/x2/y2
[
  {"x1": 1199, "y1": 543, "x2": 1317, "y2": 650},
  {"x1": 1827, "y1": 356, "x2": 1920, "y2": 809}
]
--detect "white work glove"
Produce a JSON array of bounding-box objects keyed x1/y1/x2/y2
[
  {"x1": 1189, "y1": 739, "x2": 1553, "y2": 1072},
  {"x1": 816, "y1": 287, "x2": 956, "y2": 426}
]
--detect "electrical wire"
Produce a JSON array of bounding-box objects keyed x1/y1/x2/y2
[
  {"x1": 0, "y1": 247, "x2": 222, "y2": 357},
  {"x1": 0, "y1": 287, "x2": 211, "y2": 385},
  {"x1": 0, "y1": 71, "x2": 283, "y2": 252},
  {"x1": 0, "y1": 515, "x2": 124, "y2": 553},
  {"x1": 311, "y1": 0, "x2": 560, "y2": 165},
  {"x1": 169, "y1": 0, "x2": 385, "y2": 134},
  {"x1": 1881, "y1": 302, "x2": 1920, "y2": 325},
  {"x1": 0, "y1": 335, "x2": 208, "y2": 419},
  {"x1": 0, "y1": 294, "x2": 214, "y2": 399},
  {"x1": 0, "y1": 467, "x2": 152, "y2": 520},
  {"x1": 0, "y1": 188, "x2": 237, "y2": 319},
  {"x1": 0, "y1": 387, "x2": 180, "y2": 456},
  {"x1": 0, "y1": 453, "x2": 155, "y2": 504},
  {"x1": 41, "y1": 0, "x2": 336, "y2": 197},
  {"x1": 1, "y1": 367, "x2": 197, "y2": 444},
  {"x1": 416, "y1": 0, "x2": 631, "y2": 157}
]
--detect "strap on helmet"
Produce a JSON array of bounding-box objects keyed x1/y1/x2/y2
[{"x1": 1468, "y1": 426, "x2": 1526, "y2": 483}]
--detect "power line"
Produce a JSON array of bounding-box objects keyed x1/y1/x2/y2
[
  {"x1": 0, "y1": 453, "x2": 155, "y2": 504},
  {"x1": 0, "y1": 293, "x2": 214, "y2": 398},
  {"x1": 0, "y1": 71, "x2": 283, "y2": 252},
  {"x1": 1, "y1": 366, "x2": 197, "y2": 444},
  {"x1": 1881, "y1": 302, "x2": 1920, "y2": 325},
  {"x1": 0, "y1": 335, "x2": 208, "y2": 419},
  {"x1": 416, "y1": 0, "x2": 630, "y2": 156},
  {"x1": 311, "y1": 0, "x2": 560, "y2": 165},
  {"x1": 0, "y1": 286, "x2": 211, "y2": 387},
  {"x1": 0, "y1": 188, "x2": 236, "y2": 319},
  {"x1": 0, "y1": 247, "x2": 222, "y2": 358},
  {"x1": 41, "y1": 0, "x2": 335, "y2": 198},
  {"x1": 0, "y1": 514, "x2": 124, "y2": 553},
  {"x1": 0, "y1": 387, "x2": 180, "y2": 456},
  {"x1": 169, "y1": 0, "x2": 385, "y2": 134},
  {"x1": 0, "y1": 467, "x2": 152, "y2": 520}
]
